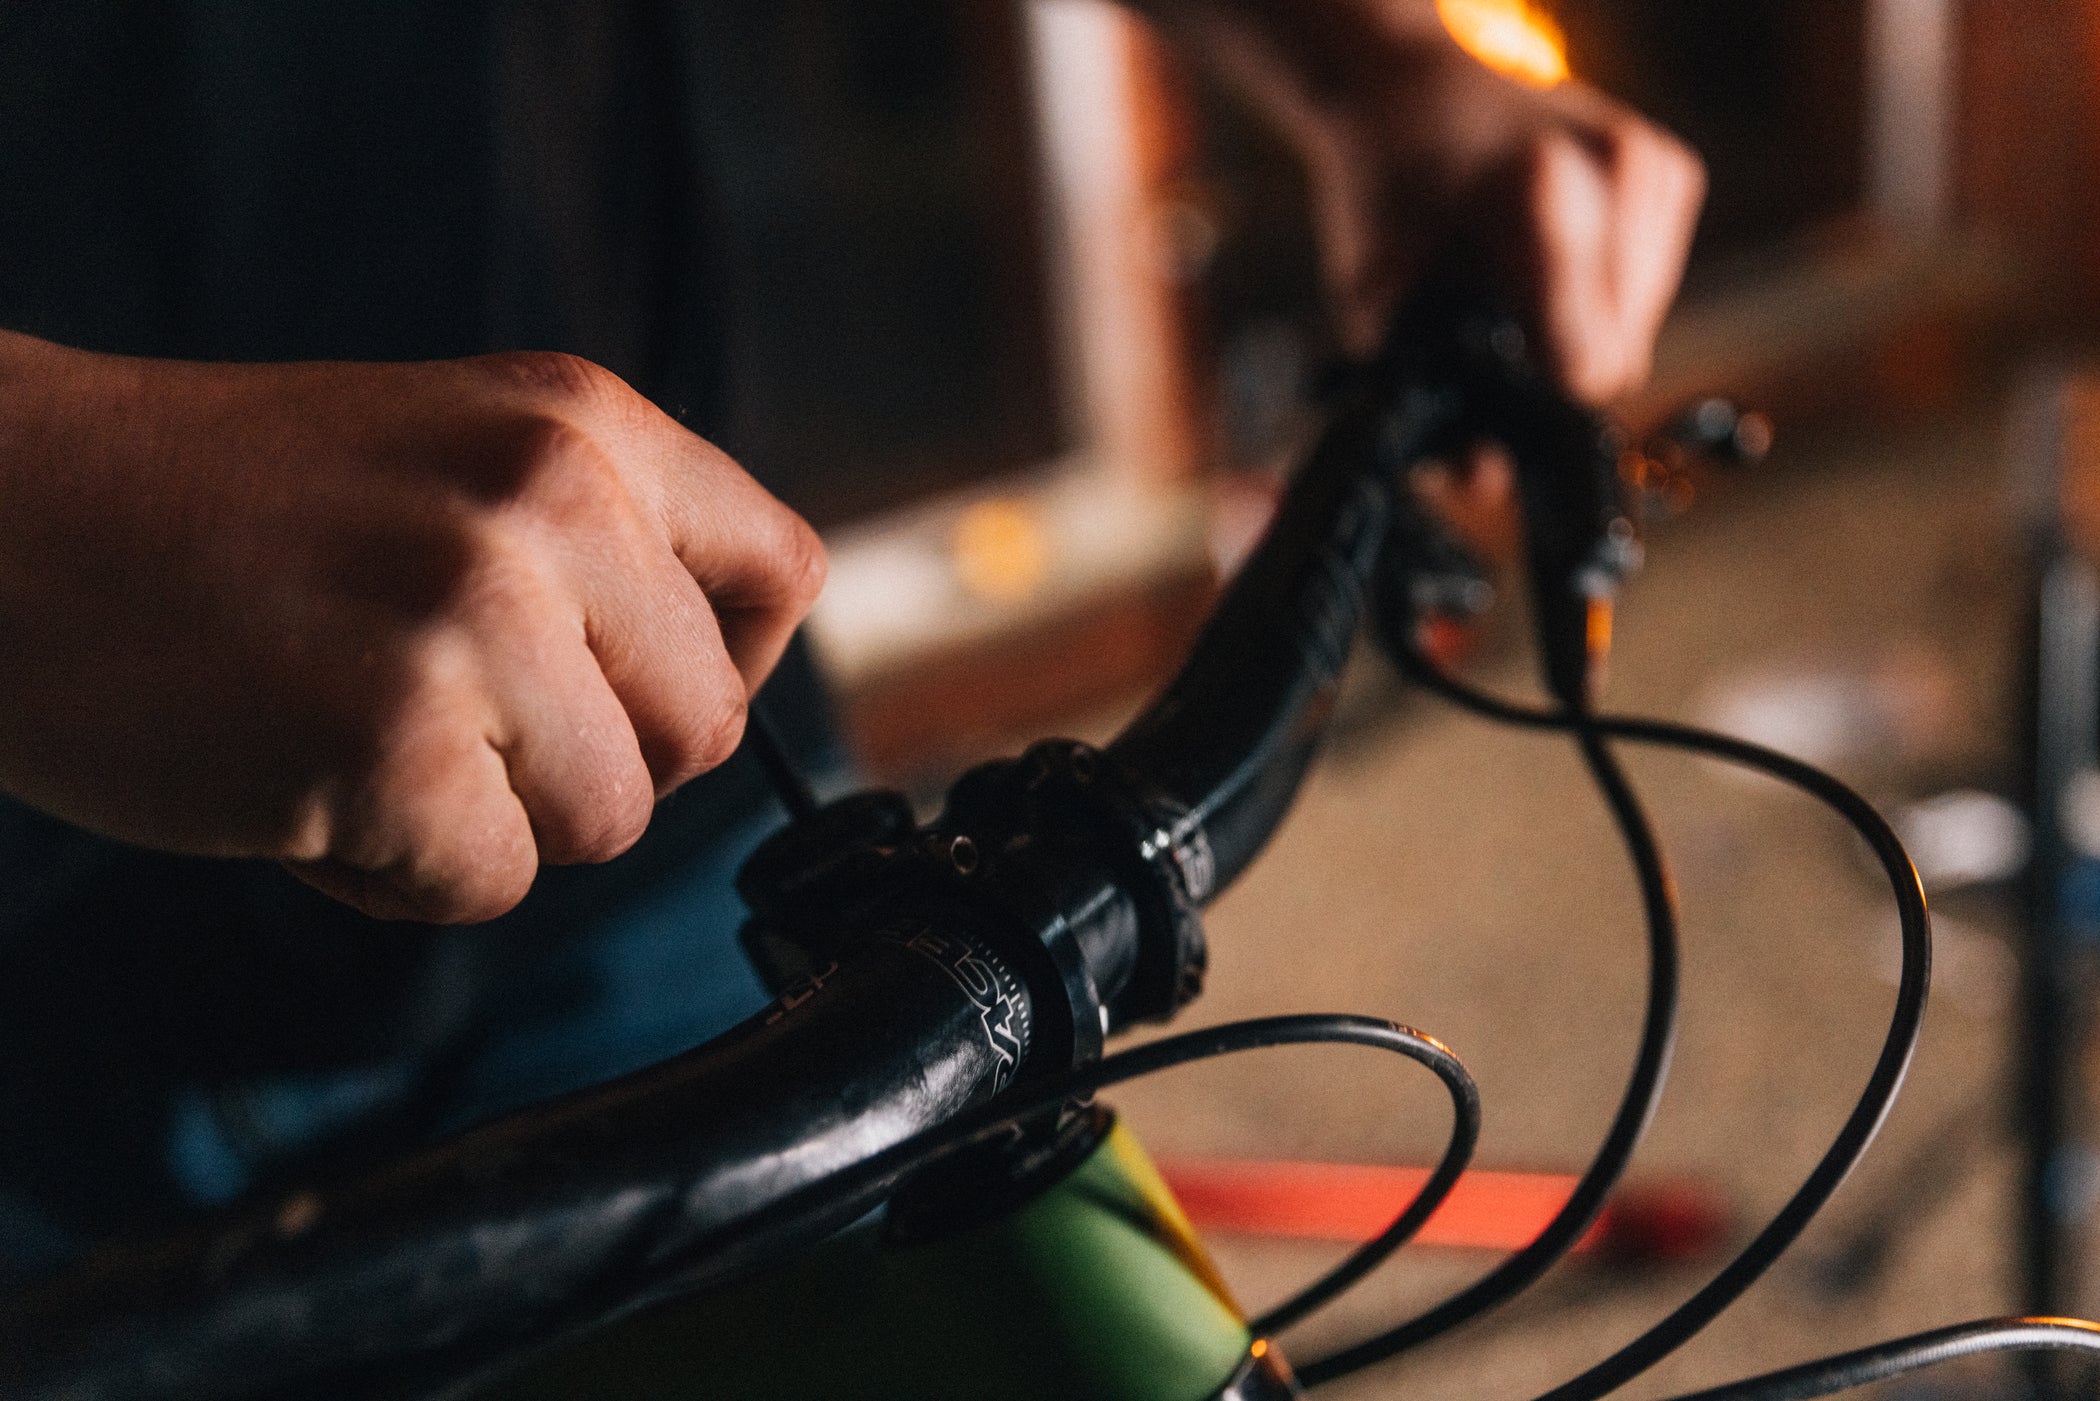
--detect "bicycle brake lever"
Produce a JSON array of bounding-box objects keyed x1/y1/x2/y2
[
  {"x1": 1368, "y1": 297, "x2": 1636, "y2": 711},
  {"x1": 1470, "y1": 318, "x2": 1638, "y2": 711}
]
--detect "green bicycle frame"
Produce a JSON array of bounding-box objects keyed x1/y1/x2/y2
[{"x1": 478, "y1": 1114, "x2": 1296, "y2": 1400}]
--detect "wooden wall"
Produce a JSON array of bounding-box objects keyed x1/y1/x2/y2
[{"x1": 1956, "y1": 0, "x2": 2100, "y2": 325}]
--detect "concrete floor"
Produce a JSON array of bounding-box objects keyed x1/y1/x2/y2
[{"x1": 1096, "y1": 401, "x2": 2041, "y2": 1400}]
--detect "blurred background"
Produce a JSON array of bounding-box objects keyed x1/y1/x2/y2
[{"x1": 724, "y1": 0, "x2": 2100, "y2": 1395}]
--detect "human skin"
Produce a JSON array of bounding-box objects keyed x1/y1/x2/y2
[
  {"x1": 0, "y1": 341, "x2": 824, "y2": 924},
  {"x1": 1138, "y1": 0, "x2": 1707, "y2": 403},
  {"x1": 0, "y1": 3, "x2": 1700, "y2": 925}
]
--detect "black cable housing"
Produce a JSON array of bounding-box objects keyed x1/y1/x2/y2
[
  {"x1": 1282, "y1": 721, "x2": 1680, "y2": 1363},
  {"x1": 1376, "y1": 646, "x2": 1931, "y2": 1401}
]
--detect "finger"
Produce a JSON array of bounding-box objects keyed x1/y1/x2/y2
[
  {"x1": 1294, "y1": 129, "x2": 1391, "y2": 358},
  {"x1": 621, "y1": 421, "x2": 826, "y2": 688},
  {"x1": 1516, "y1": 84, "x2": 1705, "y2": 400},
  {"x1": 480, "y1": 604, "x2": 657, "y2": 868},
  {"x1": 580, "y1": 541, "x2": 749, "y2": 797},
  {"x1": 1609, "y1": 135, "x2": 1705, "y2": 383},
  {"x1": 288, "y1": 709, "x2": 538, "y2": 924},
  {"x1": 1520, "y1": 130, "x2": 1626, "y2": 402}
]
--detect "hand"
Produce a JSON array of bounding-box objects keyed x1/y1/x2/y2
[
  {"x1": 0, "y1": 336, "x2": 826, "y2": 923},
  {"x1": 1146, "y1": 0, "x2": 1706, "y2": 403}
]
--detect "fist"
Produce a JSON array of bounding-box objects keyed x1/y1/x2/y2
[{"x1": 0, "y1": 338, "x2": 825, "y2": 923}]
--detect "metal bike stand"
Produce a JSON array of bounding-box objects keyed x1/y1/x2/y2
[{"x1": 2015, "y1": 370, "x2": 2100, "y2": 1396}]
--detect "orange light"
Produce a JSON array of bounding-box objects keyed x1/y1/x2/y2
[
  {"x1": 1250, "y1": 1339, "x2": 1270, "y2": 1359},
  {"x1": 1435, "y1": 0, "x2": 1570, "y2": 88},
  {"x1": 951, "y1": 498, "x2": 1049, "y2": 603},
  {"x1": 1585, "y1": 597, "x2": 1613, "y2": 660}
]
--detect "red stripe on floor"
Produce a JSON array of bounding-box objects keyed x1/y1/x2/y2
[{"x1": 1156, "y1": 1159, "x2": 1605, "y2": 1251}]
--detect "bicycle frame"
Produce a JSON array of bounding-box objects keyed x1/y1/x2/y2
[{"x1": 477, "y1": 1111, "x2": 1294, "y2": 1401}]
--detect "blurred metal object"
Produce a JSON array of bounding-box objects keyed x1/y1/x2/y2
[
  {"x1": 2012, "y1": 367, "x2": 2100, "y2": 1380},
  {"x1": 1664, "y1": 397, "x2": 1776, "y2": 466},
  {"x1": 1621, "y1": 397, "x2": 1773, "y2": 520}
]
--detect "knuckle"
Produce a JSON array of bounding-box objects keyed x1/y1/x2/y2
[
  {"x1": 649, "y1": 727, "x2": 708, "y2": 793},
  {"x1": 439, "y1": 502, "x2": 570, "y2": 629},
  {"x1": 652, "y1": 707, "x2": 731, "y2": 791},
  {"x1": 501, "y1": 419, "x2": 646, "y2": 548},
  {"x1": 554, "y1": 770, "x2": 654, "y2": 865},
  {"x1": 364, "y1": 630, "x2": 479, "y2": 748},
  {"x1": 775, "y1": 516, "x2": 829, "y2": 608},
  {"x1": 425, "y1": 854, "x2": 536, "y2": 925},
  {"x1": 412, "y1": 790, "x2": 536, "y2": 923},
  {"x1": 480, "y1": 349, "x2": 622, "y2": 407},
  {"x1": 690, "y1": 690, "x2": 749, "y2": 774},
  {"x1": 450, "y1": 524, "x2": 536, "y2": 615},
  {"x1": 330, "y1": 779, "x2": 533, "y2": 926},
  {"x1": 503, "y1": 414, "x2": 622, "y2": 509}
]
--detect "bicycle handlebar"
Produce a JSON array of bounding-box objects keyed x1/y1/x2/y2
[
  {"x1": 2, "y1": 922, "x2": 1037, "y2": 1400},
  {"x1": 1106, "y1": 373, "x2": 1455, "y2": 893},
  {"x1": 0, "y1": 305, "x2": 1586, "y2": 1401}
]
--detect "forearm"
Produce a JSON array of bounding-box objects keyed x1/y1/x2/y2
[
  {"x1": 0, "y1": 330, "x2": 85, "y2": 502},
  {"x1": 0, "y1": 330, "x2": 115, "y2": 648}
]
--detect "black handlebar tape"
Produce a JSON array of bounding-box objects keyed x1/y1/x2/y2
[
  {"x1": 1108, "y1": 371, "x2": 1455, "y2": 898},
  {"x1": 0, "y1": 923, "x2": 1033, "y2": 1401}
]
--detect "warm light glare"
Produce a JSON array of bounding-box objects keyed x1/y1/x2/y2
[
  {"x1": 1250, "y1": 1339, "x2": 1270, "y2": 1359},
  {"x1": 1435, "y1": 0, "x2": 1569, "y2": 88},
  {"x1": 952, "y1": 498, "x2": 1050, "y2": 603},
  {"x1": 1585, "y1": 597, "x2": 1613, "y2": 660}
]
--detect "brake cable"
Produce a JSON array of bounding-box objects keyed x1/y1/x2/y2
[
  {"x1": 1261, "y1": 718, "x2": 1680, "y2": 1346},
  {"x1": 730, "y1": 329, "x2": 2040, "y2": 1400},
  {"x1": 728, "y1": 346, "x2": 2065, "y2": 1399},
  {"x1": 1368, "y1": 643, "x2": 1933, "y2": 1401},
  {"x1": 742, "y1": 700, "x2": 821, "y2": 822}
]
